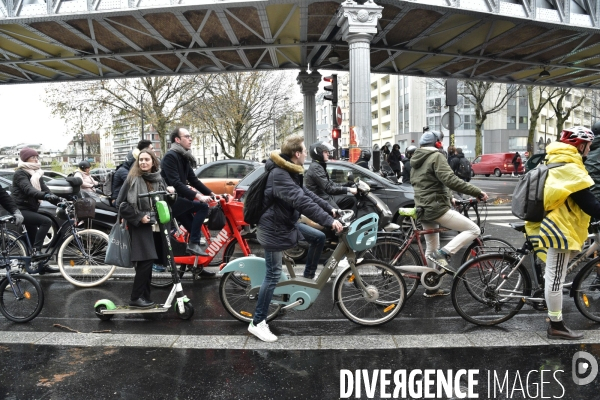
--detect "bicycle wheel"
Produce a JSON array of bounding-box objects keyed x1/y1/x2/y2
[
  {"x1": 219, "y1": 271, "x2": 281, "y2": 323},
  {"x1": 0, "y1": 274, "x2": 44, "y2": 323},
  {"x1": 5, "y1": 230, "x2": 29, "y2": 257},
  {"x1": 451, "y1": 253, "x2": 531, "y2": 326},
  {"x1": 460, "y1": 237, "x2": 516, "y2": 265},
  {"x1": 57, "y1": 229, "x2": 116, "y2": 287},
  {"x1": 222, "y1": 237, "x2": 265, "y2": 287},
  {"x1": 358, "y1": 237, "x2": 421, "y2": 299},
  {"x1": 150, "y1": 262, "x2": 185, "y2": 288},
  {"x1": 334, "y1": 260, "x2": 406, "y2": 326},
  {"x1": 573, "y1": 256, "x2": 600, "y2": 322}
]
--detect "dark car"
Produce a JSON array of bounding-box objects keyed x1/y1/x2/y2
[
  {"x1": 0, "y1": 176, "x2": 63, "y2": 248},
  {"x1": 233, "y1": 160, "x2": 415, "y2": 225},
  {"x1": 525, "y1": 153, "x2": 546, "y2": 173},
  {"x1": 194, "y1": 160, "x2": 261, "y2": 195}
]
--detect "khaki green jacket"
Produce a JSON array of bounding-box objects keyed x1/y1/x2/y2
[{"x1": 410, "y1": 147, "x2": 482, "y2": 221}]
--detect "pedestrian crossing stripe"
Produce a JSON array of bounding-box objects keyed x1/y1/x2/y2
[{"x1": 467, "y1": 204, "x2": 518, "y2": 227}]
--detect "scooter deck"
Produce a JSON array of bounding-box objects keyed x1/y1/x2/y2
[{"x1": 100, "y1": 305, "x2": 170, "y2": 314}]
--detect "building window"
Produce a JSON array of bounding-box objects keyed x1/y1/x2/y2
[
  {"x1": 507, "y1": 115, "x2": 516, "y2": 129},
  {"x1": 427, "y1": 116, "x2": 441, "y2": 132},
  {"x1": 427, "y1": 98, "x2": 441, "y2": 114},
  {"x1": 463, "y1": 115, "x2": 476, "y2": 130},
  {"x1": 518, "y1": 116, "x2": 528, "y2": 129},
  {"x1": 509, "y1": 137, "x2": 527, "y2": 151}
]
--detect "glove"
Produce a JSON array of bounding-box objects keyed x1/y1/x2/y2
[
  {"x1": 12, "y1": 210, "x2": 24, "y2": 226},
  {"x1": 44, "y1": 193, "x2": 60, "y2": 204}
]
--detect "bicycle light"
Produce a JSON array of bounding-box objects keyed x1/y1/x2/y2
[{"x1": 583, "y1": 294, "x2": 590, "y2": 308}]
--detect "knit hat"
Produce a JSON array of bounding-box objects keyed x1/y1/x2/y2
[
  {"x1": 19, "y1": 147, "x2": 39, "y2": 162},
  {"x1": 419, "y1": 131, "x2": 442, "y2": 147}
]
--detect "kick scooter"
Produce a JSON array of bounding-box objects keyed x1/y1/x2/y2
[{"x1": 94, "y1": 190, "x2": 194, "y2": 320}]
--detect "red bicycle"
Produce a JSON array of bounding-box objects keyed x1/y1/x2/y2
[{"x1": 151, "y1": 195, "x2": 262, "y2": 288}]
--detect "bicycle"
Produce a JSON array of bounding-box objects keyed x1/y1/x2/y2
[
  {"x1": 360, "y1": 199, "x2": 514, "y2": 299},
  {"x1": 5, "y1": 198, "x2": 114, "y2": 287},
  {"x1": 451, "y1": 221, "x2": 600, "y2": 326},
  {"x1": 150, "y1": 194, "x2": 262, "y2": 288},
  {"x1": 0, "y1": 214, "x2": 44, "y2": 323},
  {"x1": 219, "y1": 211, "x2": 407, "y2": 326}
]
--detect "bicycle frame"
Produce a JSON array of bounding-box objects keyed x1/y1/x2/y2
[{"x1": 0, "y1": 219, "x2": 25, "y2": 299}]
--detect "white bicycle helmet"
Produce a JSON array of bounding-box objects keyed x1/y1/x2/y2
[{"x1": 559, "y1": 126, "x2": 595, "y2": 148}]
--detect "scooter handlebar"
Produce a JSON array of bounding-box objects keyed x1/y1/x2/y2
[{"x1": 139, "y1": 190, "x2": 169, "y2": 198}]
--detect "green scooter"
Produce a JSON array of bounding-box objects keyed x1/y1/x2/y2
[{"x1": 94, "y1": 190, "x2": 194, "y2": 321}]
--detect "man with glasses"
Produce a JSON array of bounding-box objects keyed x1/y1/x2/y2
[{"x1": 161, "y1": 128, "x2": 215, "y2": 269}]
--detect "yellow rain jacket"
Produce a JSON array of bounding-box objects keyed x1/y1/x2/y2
[{"x1": 525, "y1": 142, "x2": 594, "y2": 261}]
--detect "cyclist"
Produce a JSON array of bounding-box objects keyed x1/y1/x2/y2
[
  {"x1": 74, "y1": 160, "x2": 98, "y2": 193},
  {"x1": 249, "y1": 134, "x2": 343, "y2": 342},
  {"x1": 161, "y1": 128, "x2": 215, "y2": 266},
  {"x1": 584, "y1": 121, "x2": 600, "y2": 288},
  {"x1": 401, "y1": 145, "x2": 416, "y2": 185},
  {"x1": 11, "y1": 147, "x2": 60, "y2": 273},
  {"x1": 527, "y1": 126, "x2": 600, "y2": 340},
  {"x1": 410, "y1": 131, "x2": 489, "y2": 297}
]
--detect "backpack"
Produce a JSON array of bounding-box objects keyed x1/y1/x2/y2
[
  {"x1": 456, "y1": 157, "x2": 472, "y2": 181},
  {"x1": 243, "y1": 167, "x2": 273, "y2": 225},
  {"x1": 102, "y1": 170, "x2": 116, "y2": 197},
  {"x1": 511, "y1": 162, "x2": 565, "y2": 222}
]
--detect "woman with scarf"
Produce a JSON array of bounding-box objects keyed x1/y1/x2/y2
[
  {"x1": 11, "y1": 148, "x2": 60, "y2": 273},
  {"x1": 74, "y1": 160, "x2": 98, "y2": 193},
  {"x1": 116, "y1": 149, "x2": 175, "y2": 308}
]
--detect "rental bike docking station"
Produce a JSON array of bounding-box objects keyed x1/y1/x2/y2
[{"x1": 94, "y1": 191, "x2": 194, "y2": 321}]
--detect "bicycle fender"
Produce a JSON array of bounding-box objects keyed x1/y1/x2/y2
[
  {"x1": 331, "y1": 264, "x2": 352, "y2": 303},
  {"x1": 94, "y1": 299, "x2": 117, "y2": 310},
  {"x1": 221, "y1": 256, "x2": 289, "y2": 287}
]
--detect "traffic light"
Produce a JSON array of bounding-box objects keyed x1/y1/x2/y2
[
  {"x1": 323, "y1": 74, "x2": 338, "y2": 105},
  {"x1": 332, "y1": 127, "x2": 341, "y2": 140}
]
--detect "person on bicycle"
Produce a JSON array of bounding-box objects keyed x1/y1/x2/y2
[
  {"x1": 527, "y1": 126, "x2": 600, "y2": 340},
  {"x1": 11, "y1": 147, "x2": 60, "y2": 273},
  {"x1": 410, "y1": 131, "x2": 489, "y2": 296},
  {"x1": 161, "y1": 128, "x2": 216, "y2": 266},
  {"x1": 111, "y1": 140, "x2": 154, "y2": 207},
  {"x1": 401, "y1": 145, "x2": 416, "y2": 185},
  {"x1": 116, "y1": 149, "x2": 175, "y2": 308},
  {"x1": 249, "y1": 134, "x2": 343, "y2": 342},
  {"x1": 74, "y1": 160, "x2": 98, "y2": 193},
  {"x1": 584, "y1": 121, "x2": 600, "y2": 288}
]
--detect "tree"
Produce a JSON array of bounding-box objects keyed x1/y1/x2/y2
[
  {"x1": 188, "y1": 71, "x2": 297, "y2": 159},
  {"x1": 527, "y1": 86, "x2": 561, "y2": 153},
  {"x1": 44, "y1": 76, "x2": 214, "y2": 153},
  {"x1": 549, "y1": 88, "x2": 586, "y2": 138},
  {"x1": 462, "y1": 81, "x2": 520, "y2": 155}
]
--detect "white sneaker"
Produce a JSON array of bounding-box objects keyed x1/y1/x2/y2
[{"x1": 248, "y1": 320, "x2": 278, "y2": 342}]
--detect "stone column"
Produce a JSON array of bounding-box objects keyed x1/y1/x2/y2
[
  {"x1": 297, "y1": 69, "x2": 321, "y2": 146},
  {"x1": 337, "y1": 0, "x2": 383, "y2": 155}
]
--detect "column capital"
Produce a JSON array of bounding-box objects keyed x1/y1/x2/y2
[
  {"x1": 337, "y1": 0, "x2": 383, "y2": 42},
  {"x1": 296, "y1": 70, "x2": 322, "y2": 95}
]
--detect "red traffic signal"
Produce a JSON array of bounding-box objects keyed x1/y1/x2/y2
[
  {"x1": 332, "y1": 127, "x2": 341, "y2": 139},
  {"x1": 323, "y1": 74, "x2": 338, "y2": 104}
]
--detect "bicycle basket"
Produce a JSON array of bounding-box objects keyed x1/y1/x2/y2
[
  {"x1": 74, "y1": 198, "x2": 96, "y2": 219},
  {"x1": 346, "y1": 212, "x2": 379, "y2": 251}
]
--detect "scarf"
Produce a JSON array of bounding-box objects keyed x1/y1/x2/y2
[
  {"x1": 170, "y1": 143, "x2": 197, "y2": 169},
  {"x1": 126, "y1": 171, "x2": 165, "y2": 214},
  {"x1": 17, "y1": 161, "x2": 44, "y2": 203}
]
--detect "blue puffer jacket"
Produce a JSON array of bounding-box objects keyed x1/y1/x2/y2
[{"x1": 257, "y1": 151, "x2": 335, "y2": 252}]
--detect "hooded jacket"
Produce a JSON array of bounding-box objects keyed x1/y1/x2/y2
[
  {"x1": 584, "y1": 134, "x2": 600, "y2": 200},
  {"x1": 526, "y1": 142, "x2": 595, "y2": 257},
  {"x1": 305, "y1": 160, "x2": 349, "y2": 207},
  {"x1": 257, "y1": 152, "x2": 335, "y2": 252},
  {"x1": 410, "y1": 147, "x2": 482, "y2": 221},
  {"x1": 111, "y1": 150, "x2": 135, "y2": 202}
]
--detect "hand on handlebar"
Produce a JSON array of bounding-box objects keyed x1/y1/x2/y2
[
  {"x1": 195, "y1": 193, "x2": 212, "y2": 203},
  {"x1": 478, "y1": 192, "x2": 489, "y2": 202},
  {"x1": 348, "y1": 187, "x2": 358, "y2": 195},
  {"x1": 331, "y1": 220, "x2": 343, "y2": 233}
]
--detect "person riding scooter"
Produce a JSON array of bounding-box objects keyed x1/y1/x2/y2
[
  {"x1": 305, "y1": 142, "x2": 357, "y2": 213},
  {"x1": 355, "y1": 149, "x2": 371, "y2": 169}
]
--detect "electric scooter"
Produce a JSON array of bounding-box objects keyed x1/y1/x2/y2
[{"x1": 94, "y1": 190, "x2": 194, "y2": 320}]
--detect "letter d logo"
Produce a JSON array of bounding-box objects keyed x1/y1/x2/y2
[{"x1": 572, "y1": 351, "x2": 598, "y2": 385}]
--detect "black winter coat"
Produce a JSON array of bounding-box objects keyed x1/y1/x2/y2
[
  {"x1": 401, "y1": 159, "x2": 411, "y2": 185},
  {"x1": 161, "y1": 150, "x2": 211, "y2": 216},
  {"x1": 257, "y1": 152, "x2": 335, "y2": 252},
  {"x1": 305, "y1": 161, "x2": 348, "y2": 207},
  {"x1": 387, "y1": 150, "x2": 402, "y2": 171},
  {"x1": 111, "y1": 158, "x2": 134, "y2": 202},
  {"x1": 11, "y1": 169, "x2": 51, "y2": 212},
  {"x1": 116, "y1": 179, "x2": 168, "y2": 264},
  {"x1": 0, "y1": 185, "x2": 18, "y2": 214}
]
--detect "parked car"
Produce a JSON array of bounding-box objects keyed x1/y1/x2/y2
[
  {"x1": 194, "y1": 160, "x2": 261, "y2": 195},
  {"x1": 233, "y1": 160, "x2": 415, "y2": 226},
  {"x1": 471, "y1": 153, "x2": 524, "y2": 177},
  {"x1": 0, "y1": 176, "x2": 63, "y2": 248},
  {"x1": 43, "y1": 171, "x2": 68, "y2": 180},
  {"x1": 525, "y1": 153, "x2": 546, "y2": 173}
]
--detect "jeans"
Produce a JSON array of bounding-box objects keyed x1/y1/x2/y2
[
  {"x1": 296, "y1": 223, "x2": 326, "y2": 278},
  {"x1": 21, "y1": 210, "x2": 52, "y2": 251},
  {"x1": 253, "y1": 250, "x2": 282, "y2": 325},
  {"x1": 421, "y1": 209, "x2": 480, "y2": 265},
  {"x1": 174, "y1": 199, "x2": 209, "y2": 244}
]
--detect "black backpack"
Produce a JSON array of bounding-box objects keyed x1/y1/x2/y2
[
  {"x1": 243, "y1": 167, "x2": 273, "y2": 225},
  {"x1": 511, "y1": 162, "x2": 565, "y2": 222},
  {"x1": 456, "y1": 157, "x2": 472, "y2": 181}
]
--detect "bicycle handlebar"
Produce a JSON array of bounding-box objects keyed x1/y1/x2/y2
[{"x1": 139, "y1": 190, "x2": 169, "y2": 198}]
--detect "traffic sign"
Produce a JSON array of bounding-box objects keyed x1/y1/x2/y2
[{"x1": 336, "y1": 106, "x2": 342, "y2": 126}]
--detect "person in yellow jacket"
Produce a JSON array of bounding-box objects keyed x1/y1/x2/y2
[{"x1": 526, "y1": 127, "x2": 600, "y2": 340}]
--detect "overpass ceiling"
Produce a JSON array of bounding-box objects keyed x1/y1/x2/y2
[{"x1": 0, "y1": 0, "x2": 600, "y2": 88}]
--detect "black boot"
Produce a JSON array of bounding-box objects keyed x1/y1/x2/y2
[
  {"x1": 186, "y1": 242, "x2": 208, "y2": 256},
  {"x1": 547, "y1": 320, "x2": 584, "y2": 340}
]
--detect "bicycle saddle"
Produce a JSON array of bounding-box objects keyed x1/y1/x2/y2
[{"x1": 509, "y1": 222, "x2": 526, "y2": 233}]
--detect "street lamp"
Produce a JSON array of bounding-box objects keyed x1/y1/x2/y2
[{"x1": 544, "y1": 117, "x2": 551, "y2": 152}]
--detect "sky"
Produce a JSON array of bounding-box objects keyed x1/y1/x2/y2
[{"x1": 0, "y1": 83, "x2": 70, "y2": 150}]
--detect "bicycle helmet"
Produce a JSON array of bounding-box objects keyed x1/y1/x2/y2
[
  {"x1": 309, "y1": 142, "x2": 331, "y2": 162},
  {"x1": 405, "y1": 145, "x2": 417, "y2": 159},
  {"x1": 559, "y1": 126, "x2": 594, "y2": 148},
  {"x1": 78, "y1": 160, "x2": 91, "y2": 170}
]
